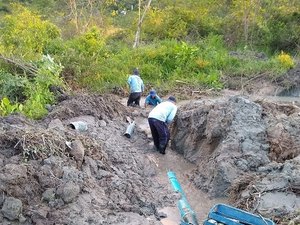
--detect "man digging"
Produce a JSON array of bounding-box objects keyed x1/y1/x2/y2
[{"x1": 148, "y1": 96, "x2": 177, "y2": 154}]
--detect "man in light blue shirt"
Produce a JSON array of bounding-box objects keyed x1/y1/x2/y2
[
  {"x1": 127, "y1": 68, "x2": 144, "y2": 107},
  {"x1": 144, "y1": 90, "x2": 162, "y2": 108},
  {"x1": 148, "y1": 96, "x2": 177, "y2": 154}
]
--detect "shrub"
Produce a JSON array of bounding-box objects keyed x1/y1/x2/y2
[
  {"x1": 277, "y1": 51, "x2": 294, "y2": 69},
  {"x1": 23, "y1": 55, "x2": 64, "y2": 119},
  {"x1": 0, "y1": 97, "x2": 23, "y2": 116},
  {"x1": 0, "y1": 4, "x2": 60, "y2": 60},
  {"x1": 0, "y1": 70, "x2": 26, "y2": 101}
]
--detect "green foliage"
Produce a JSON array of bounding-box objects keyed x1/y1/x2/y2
[
  {"x1": 0, "y1": 70, "x2": 26, "y2": 101},
  {"x1": 222, "y1": 50, "x2": 292, "y2": 80},
  {"x1": 143, "y1": 7, "x2": 213, "y2": 41},
  {"x1": 0, "y1": 55, "x2": 64, "y2": 119},
  {"x1": 263, "y1": 12, "x2": 300, "y2": 53},
  {"x1": 0, "y1": 4, "x2": 60, "y2": 60},
  {"x1": 70, "y1": 26, "x2": 106, "y2": 56},
  {"x1": 22, "y1": 55, "x2": 64, "y2": 119},
  {"x1": 0, "y1": 97, "x2": 23, "y2": 116},
  {"x1": 0, "y1": 1, "x2": 296, "y2": 97}
]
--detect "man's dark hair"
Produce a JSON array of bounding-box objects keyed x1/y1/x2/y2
[{"x1": 133, "y1": 68, "x2": 139, "y2": 75}]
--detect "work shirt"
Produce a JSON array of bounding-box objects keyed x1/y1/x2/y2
[
  {"x1": 145, "y1": 95, "x2": 162, "y2": 106},
  {"x1": 148, "y1": 101, "x2": 177, "y2": 124},
  {"x1": 127, "y1": 75, "x2": 144, "y2": 93}
]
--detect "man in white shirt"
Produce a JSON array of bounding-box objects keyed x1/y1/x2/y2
[{"x1": 148, "y1": 96, "x2": 177, "y2": 154}]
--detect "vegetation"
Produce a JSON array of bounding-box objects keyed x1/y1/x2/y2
[{"x1": 0, "y1": 0, "x2": 299, "y2": 119}]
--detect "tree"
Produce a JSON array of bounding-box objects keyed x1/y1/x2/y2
[
  {"x1": 0, "y1": 4, "x2": 60, "y2": 60},
  {"x1": 67, "y1": 0, "x2": 102, "y2": 34},
  {"x1": 133, "y1": 0, "x2": 152, "y2": 48}
]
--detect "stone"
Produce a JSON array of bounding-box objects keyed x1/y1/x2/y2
[{"x1": 1, "y1": 197, "x2": 23, "y2": 221}]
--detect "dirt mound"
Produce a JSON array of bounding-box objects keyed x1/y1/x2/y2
[
  {"x1": 0, "y1": 94, "x2": 174, "y2": 224},
  {"x1": 276, "y1": 63, "x2": 300, "y2": 90},
  {"x1": 254, "y1": 100, "x2": 300, "y2": 162},
  {"x1": 46, "y1": 94, "x2": 128, "y2": 121},
  {"x1": 171, "y1": 96, "x2": 300, "y2": 223},
  {"x1": 172, "y1": 96, "x2": 270, "y2": 195}
]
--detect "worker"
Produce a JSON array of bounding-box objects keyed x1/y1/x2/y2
[
  {"x1": 148, "y1": 96, "x2": 177, "y2": 154},
  {"x1": 127, "y1": 68, "x2": 144, "y2": 107},
  {"x1": 144, "y1": 90, "x2": 162, "y2": 108}
]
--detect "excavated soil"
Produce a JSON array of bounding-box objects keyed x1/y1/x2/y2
[
  {"x1": 0, "y1": 94, "x2": 176, "y2": 225},
  {"x1": 1, "y1": 64, "x2": 300, "y2": 225},
  {"x1": 171, "y1": 96, "x2": 300, "y2": 224}
]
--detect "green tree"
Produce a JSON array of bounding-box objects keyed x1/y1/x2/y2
[{"x1": 0, "y1": 4, "x2": 60, "y2": 60}]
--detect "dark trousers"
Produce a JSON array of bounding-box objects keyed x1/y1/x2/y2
[
  {"x1": 127, "y1": 92, "x2": 141, "y2": 106},
  {"x1": 148, "y1": 118, "x2": 170, "y2": 154}
]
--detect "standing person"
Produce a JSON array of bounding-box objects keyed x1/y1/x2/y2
[
  {"x1": 144, "y1": 90, "x2": 162, "y2": 108},
  {"x1": 148, "y1": 96, "x2": 177, "y2": 154},
  {"x1": 127, "y1": 68, "x2": 144, "y2": 107}
]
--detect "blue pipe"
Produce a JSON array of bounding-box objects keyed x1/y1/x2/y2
[{"x1": 167, "y1": 171, "x2": 199, "y2": 225}]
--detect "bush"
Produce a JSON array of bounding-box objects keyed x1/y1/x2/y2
[
  {"x1": 0, "y1": 70, "x2": 26, "y2": 101},
  {"x1": 277, "y1": 51, "x2": 294, "y2": 69},
  {"x1": 0, "y1": 55, "x2": 64, "y2": 119},
  {"x1": 142, "y1": 7, "x2": 213, "y2": 41},
  {"x1": 0, "y1": 4, "x2": 60, "y2": 60},
  {"x1": 23, "y1": 55, "x2": 64, "y2": 119},
  {"x1": 264, "y1": 12, "x2": 300, "y2": 53}
]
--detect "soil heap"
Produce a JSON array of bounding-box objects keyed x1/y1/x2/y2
[
  {"x1": 171, "y1": 95, "x2": 300, "y2": 224},
  {"x1": 0, "y1": 94, "x2": 174, "y2": 225}
]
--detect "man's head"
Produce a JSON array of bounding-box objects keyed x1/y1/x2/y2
[
  {"x1": 133, "y1": 68, "x2": 139, "y2": 76},
  {"x1": 150, "y1": 90, "x2": 156, "y2": 98},
  {"x1": 168, "y1": 96, "x2": 176, "y2": 103}
]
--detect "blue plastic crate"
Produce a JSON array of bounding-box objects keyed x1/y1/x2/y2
[{"x1": 203, "y1": 204, "x2": 275, "y2": 225}]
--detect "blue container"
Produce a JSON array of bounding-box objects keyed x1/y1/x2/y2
[{"x1": 203, "y1": 204, "x2": 275, "y2": 225}]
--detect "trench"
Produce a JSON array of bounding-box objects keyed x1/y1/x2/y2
[
  {"x1": 134, "y1": 115, "x2": 227, "y2": 225},
  {"x1": 121, "y1": 97, "x2": 228, "y2": 224},
  {"x1": 122, "y1": 90, "x2": 300, "y2": 224}
]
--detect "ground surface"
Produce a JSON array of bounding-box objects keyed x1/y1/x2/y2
[{"x1": 0, "y1": 65, "x2": 300, "y2": 225}]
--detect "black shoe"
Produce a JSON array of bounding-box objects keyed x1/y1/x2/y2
[
  {"x1": 159, "y1": 149, "x2": 165, "y2": 155},
  {"x1": 158, "y1": 144, "x2": 166, "y2": 154}
]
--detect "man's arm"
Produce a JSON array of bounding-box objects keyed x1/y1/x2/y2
[
  {"x1": 166, "y1": 107, "x2": 177, "y2": 124},
  {"x1": 157, "y1": 96, "x2": 162, "y2": 103},
  {"x1": 141, "y1": 79, "x2": 144, "y2": 92},
  {"x1": 127, "y1": 76, "x2": 132, "y2": 86},
  {"x1": 145, "y1": 96, "x2": 150, "y2": 108}
]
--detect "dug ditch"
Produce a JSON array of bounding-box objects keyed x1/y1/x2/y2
[{"x1": 133, "y1": 116, "x2": 228, "y2": 225}]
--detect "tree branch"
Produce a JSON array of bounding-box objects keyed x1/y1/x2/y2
[{"x1": 0, "y1": 54, "x2": 38, "y2": 76}]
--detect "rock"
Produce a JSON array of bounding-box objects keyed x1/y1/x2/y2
[
  {"x1": 19, "y1": 214, "x2": 26, "y2": 223},
  {"x1": 0, "y1": 164, "x2": 27, "y2": 185},
  {"x1": 68, "y1": 140, "x2": 85, "y2": 168},
  {"x1": 1, "y1": 197, "x2": 23, "y2": 221},
  {"x1": 48, "y1": 118, "x2": 64, "y2": 131},
  {"x1": 98, "y1": 120, "x2": 107, "y2": 127},
  {"x1": 60, "y1": 182, "x2": 80, "y2": 204},
  {"x1": 42, "y1": 188, "x2": 56, "y2": 202},
  {"x1": 45, "y1": 104, "x2": 53, "y2": 112},
  {"x1": 258, "y1": 192, "x2": 300, "y2": 217}
]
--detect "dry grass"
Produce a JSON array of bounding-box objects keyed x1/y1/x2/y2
[{"x1": 227, "y1": 173, "x2": 260, "y2": 211}]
